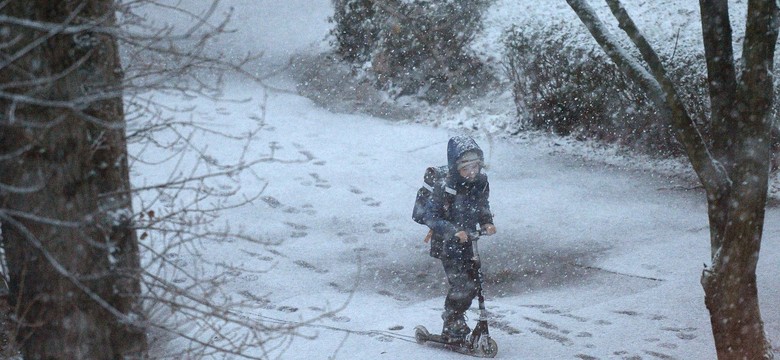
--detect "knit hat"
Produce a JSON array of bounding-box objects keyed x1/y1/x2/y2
[{"x1": 457, "y1": 151, "x2": 481, "y2": 170}]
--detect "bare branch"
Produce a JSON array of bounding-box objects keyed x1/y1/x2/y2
[{"x1": 566, "y1": 0, "x2": 731, "y2": 196}]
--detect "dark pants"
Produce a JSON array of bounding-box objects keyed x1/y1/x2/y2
[{"x1": 442, "y1": 257, "x2": 478, "y2": 317}]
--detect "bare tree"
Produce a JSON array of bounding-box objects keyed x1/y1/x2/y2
[
  {"x1": 565, "y1": 0, "x2": 778, "y2": 358},
  {"x1": 0, "y1": 0, "x2": 322, "y2": 358},
  {"x1": 0, "y1": 0, "x2": 148, "y2": 358}
]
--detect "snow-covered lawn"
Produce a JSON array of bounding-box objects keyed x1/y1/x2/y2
[
  {"x1": 133, "y1": 1, "x2": 780, "y2": 358},
  {"x1": 136, "y1": 76, "x2": 780, "y2": 359}
]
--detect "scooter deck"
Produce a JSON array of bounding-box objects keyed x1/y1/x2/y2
[{"x1": 414, "y1": 325, "x2": 497, "y2": 358}]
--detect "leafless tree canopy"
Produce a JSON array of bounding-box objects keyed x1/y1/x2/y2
[{"x1": 0, "y1": 1, "x2": 313, "y2": 358}]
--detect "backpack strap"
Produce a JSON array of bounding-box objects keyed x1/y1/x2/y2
[{"x1": 441, "y1": 175, "x2": 456, "y2": 213}]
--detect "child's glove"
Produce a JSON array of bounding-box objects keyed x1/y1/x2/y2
[{"x1": 481, "y1": 223, "x2": 496, "y2": 236}]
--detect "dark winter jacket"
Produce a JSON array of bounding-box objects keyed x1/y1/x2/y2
[{"x1": 423, "y1": 136, "x2": 493, "y2": 260}]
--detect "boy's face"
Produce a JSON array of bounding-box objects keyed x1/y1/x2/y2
[{"x1": 458, "y1": 162, "x2": 480, "y2": 181}]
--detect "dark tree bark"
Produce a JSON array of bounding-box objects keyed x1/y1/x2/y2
[
  {"x1": 699, "y1": 0, "x2": 739, "y2": 258},
  {"x1": 0, "y1": 1, "x2": 146, "y2": 358},
  {"x1": 565, "y1": 0, "x2": 778, "y2": 358},
  {"x1": 701, "y1": 1, "x2": 778, "y2": 358}
]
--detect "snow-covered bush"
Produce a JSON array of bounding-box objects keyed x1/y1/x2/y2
[
  {"x1": 504, "y1": 24, "x2": 710, "y2": 157},
  {"x1": 329, "y1": 0, "x2": 494, "y2": 103},
  {"x1": 330, "y1": 0, "x2": 377, "y2": 62}
]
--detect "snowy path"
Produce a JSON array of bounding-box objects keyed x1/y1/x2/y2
[{"x1": 137, "y1": 77, "x2": 780, "y2": 359}]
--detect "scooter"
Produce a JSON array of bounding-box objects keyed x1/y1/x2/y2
[{"x1": 414, "y1": 231, "x2": 498, "y2": 358}]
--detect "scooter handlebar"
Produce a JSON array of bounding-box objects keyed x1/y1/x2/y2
[
  {"x1": 470, "y1": 230, "x2": 492, "y2": 263},
  {"x1": 450, "y1": 230, "x2": 491, "y2": 245},
  {"x1": 468, "y1": 229, "x2": 490, "y2": 241}
]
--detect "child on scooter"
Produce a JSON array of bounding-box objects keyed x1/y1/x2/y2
[{"x1": 422, "y1": 135, "x2": 496, "y2": 342}]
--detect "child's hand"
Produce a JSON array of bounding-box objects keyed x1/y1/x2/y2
[
  {"x1": 481, "y1": 224, "x2": 496, "y2": 236},
  {"x1": 454, "y1": 231, "x2": 469, "y2": 243}
]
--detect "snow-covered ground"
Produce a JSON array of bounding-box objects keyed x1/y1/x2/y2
[{"x1": 133, "y1": 1, "x2": 780, "y2": 359}]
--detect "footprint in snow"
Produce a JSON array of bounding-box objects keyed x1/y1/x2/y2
[
  {"x1": 529, "y1": 328, "x2": 573, "y2": 346},
  {"x1": 377, "y1": 289, "x2": 409, "y2": 302},
  {"x1": 292, "y1": 143, "x2": 316, "y2": 163},
  {"x1": 574, "y1": 354, "x2": 599, "y2": 360},
  {"x1": 309, "y1": 173, "x2": 331, "y2": 188},
  {"x1": 524, "y1": 316, "x2": 574, "y2": 346},
  {"x1": 369, "y1": 334, "x2": 394, "y2": 343},
  {"x1": 347, "y1": 185, "x2": 381, "y2": 206},
  {"x1": 262, "y1": 196, "x2": 313, "y2": 215},
  {"x1": 240, "y1": 250, "x2": 274, "y2": 261},
  {"x1": 261, "y1": 196, "x2": 282, "y2": 208},
  {"x1": 336, "y1": 231, "x2": 359, "y2": 244},
  {"x1": 285, "y1": 222, "x2": 309, "y2": 238},
  {"x1": 283, "y1": 207, "x2": 300, "y2": 214},
  {"x1": 328, "y1": 315, "x2": 351, "y2": 323},
  {"x1": 559, "y1": 313, "x2": 589, "y2": 323},
  {"x1": 613, "y1": 350, "x2": 644, "y2": 359},
  {"x1": 278, "y1": 306, "x2": 299, "y2": 313},
  {"x1": 372, "y1": 222, "x2": 390, "y2": 234},
  {"x1": 294, "y1": 259, "x2": 328, "y2": 274},
  {"x1": 488, "y1": 318, "x2": 522, "y2": 335},
  {"x1": 299, "y1": 150, "x2": 315, "y2": 162},
  {"x1": 285, "y1": 222, "x2": 308, "y2": 230},
  {"x1": 661, "y1": 326, "x2": 698, "y2": 341},
  {"x1": 613, "y1": 310, "x2": 640, "y2": 316},
  {"x1": 328, "y1": 282, "x2": 353, "y2": 294},
  {"x1": 238, "y1": 290, "x2": 272, "y2": 307},
  {"x1": 520, "y1": 304, "x2": 553, "y2": 310},
  {"x1": 290, "y1": 231, "x2": 308, "y2": 238},
  {"x1": 643, "y1": 350, "x2": 677, "y2": 359},
  {"x1": 362, "y1": 197, "x2": 381, "y2": 207},
  {"x1": 301, "y1": 203, "x2": 317, "y2": 215}
]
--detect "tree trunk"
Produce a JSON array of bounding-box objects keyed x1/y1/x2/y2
[
  {"x1": 703, "y1": 199, "x2": 772, "y2": 359},
  {"x1": 0, "y1": 1, "x2": 146, "y2": 358},
  {"x1": 701, "y1": 0, "x2": 777, "y2": 358},
  {"x1": 703, "y1": 153, "x2": 772, "y2": 359}
]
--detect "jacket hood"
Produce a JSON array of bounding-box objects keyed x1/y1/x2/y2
[{"x1": 447, "y1": 136, "x2": 484, "y2": 178}]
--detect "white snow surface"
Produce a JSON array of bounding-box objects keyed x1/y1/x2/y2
[{"x1": 132, "y1": 1, "x2": 780, "y2": 359}]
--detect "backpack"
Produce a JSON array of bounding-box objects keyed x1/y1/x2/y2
[{"x1": 412, "y1": 165, "x2": 448, "y2": 225}]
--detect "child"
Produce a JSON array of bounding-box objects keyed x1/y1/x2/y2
[{"x1": 423, "y1": 135, "x2": 496, "y2": 341}]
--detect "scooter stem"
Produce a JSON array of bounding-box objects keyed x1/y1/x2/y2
[
  {"x1": 472, "y1": 239, "x2": 480, "y2": 263},
  {"x1": 470, "y1": 238, "x2": 488, "y2": 320}
]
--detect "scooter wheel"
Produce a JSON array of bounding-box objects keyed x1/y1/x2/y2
[
  {"x1": 414, "y1": 325, "x2": 430, "y2": 344},
  {"x1": 478, "y1": 337, "x2": 498, "y2": 358}
]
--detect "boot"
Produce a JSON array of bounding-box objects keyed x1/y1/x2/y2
[{"x1": 441, "y1": 311, "x2": 470, "y2": 342}]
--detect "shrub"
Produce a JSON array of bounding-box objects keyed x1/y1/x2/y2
[
  {"x1": 330, "y1": 0, "x2": 378, "y2": 62},
  {"x1": 330, "y1": 0, "x2": 494, "y2": 103},
  {"x1": 504, "y1": 24, "x2": 711, "y2": 157}
]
